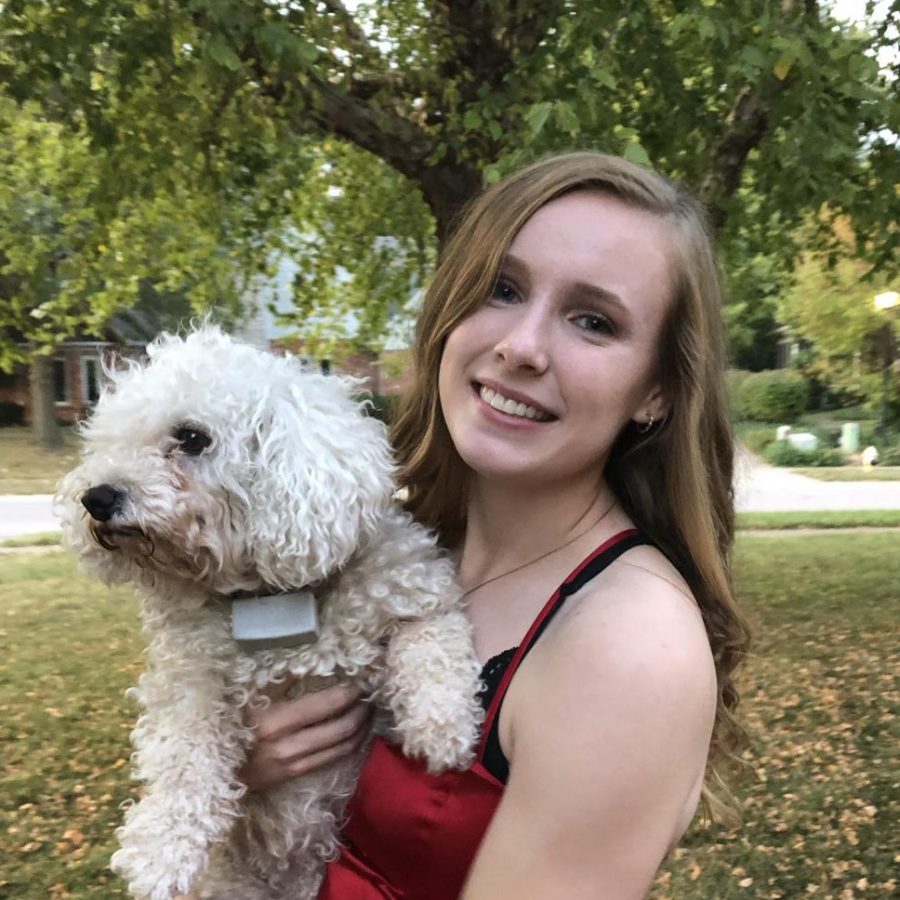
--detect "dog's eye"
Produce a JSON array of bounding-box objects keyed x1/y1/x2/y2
[{"x1": 172, "y1": 426, "x2": 212, "y2": 456}]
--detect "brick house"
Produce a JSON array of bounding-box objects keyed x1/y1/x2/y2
[
  {"x1": 1, "y1": 307, "x2": 169, "y2": 426},
  {"x1": 270, "y1": 338, "x2": 412, "y2": 397},
  {"x1": 3, "y1": 319, "x2": 414, "y2": 428}
]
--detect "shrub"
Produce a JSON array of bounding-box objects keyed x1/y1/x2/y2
[
  {"x1": 362, "y1": 392, "x2": 399, "y2": 425},
  {"x1": 0, "y1": 401, "x2": 25, "y2": 426},
  {"x1": 859, "y1": 421, "x2": 900, "y2": 451},
  {"x1": 742, "y1": 427, "x2": 778, "y2": 455},
  {"x1": 880, "y1": 444, "x2": 900, "y2": 466},
  {"x1": 738, "y1": 370, "x2": 811, "y2": 423},
  {"x1": 726, "y1": 369, "x2": 753, "y2": 420},
  {"x1": 764, "y1": 441, "x2": 844, "y2": 467}
]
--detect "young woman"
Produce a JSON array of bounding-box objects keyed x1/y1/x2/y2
[{"x1": 240, "y1": 152, "x2": 750, "y2": 899}]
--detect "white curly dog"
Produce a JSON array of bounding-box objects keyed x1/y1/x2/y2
[{"x1": 57, "y1": 326, "x2": 482, "y2": 900}]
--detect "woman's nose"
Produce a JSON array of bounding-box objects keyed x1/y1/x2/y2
[{"x1": 493, "y1": 311, "x2": 550, "y2": 374}]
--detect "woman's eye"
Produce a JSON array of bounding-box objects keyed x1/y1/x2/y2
[
  {"x1": 172, "y1": 426, "x2": 212, "y2": 456},
  {"x1": 574, "y1": 313, "x2": 615, "y2": 336},
  {"x1": 489, "y1": 277, "x2": 520, "y2": 305}
]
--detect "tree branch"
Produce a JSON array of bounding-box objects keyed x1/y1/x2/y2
[
  {"x1": 319, "y1": 0, "x2": 377, "y2": 59},
  {"x1": 699, "y1": 0, "x2": 820, "y2": 232},
  {"x1": 428, "y1": 0, "x2": 562, "y2": 98},
  {"x1": 699, "y1": 85, "x2": 776, "y2": 233}
]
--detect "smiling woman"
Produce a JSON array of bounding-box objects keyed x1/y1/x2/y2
[{"x1": 241, "y1": 152, "x2": 750, "y2": 900}]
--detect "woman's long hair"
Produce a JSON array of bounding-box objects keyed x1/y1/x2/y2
[{"x1": 391, "y1": 151, "x2": 750, "y2": 818}]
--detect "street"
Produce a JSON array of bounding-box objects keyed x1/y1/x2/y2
[{"x1": 3, "y1": 451, "x2": 900, "y2": 540}]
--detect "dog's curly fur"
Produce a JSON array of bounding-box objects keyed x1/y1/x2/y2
[{"x1": 56, "y1": 326, "x2": 482, "y2": 900}]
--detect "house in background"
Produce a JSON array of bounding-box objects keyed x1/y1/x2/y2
[
  {"x1": 2, "y1": 274, "x2": 415, "y2": 427},
  {"x1": 247, "y1": 257, "x2": 416, "y2": 397},
  {"x1": 0, "y1": 307, "x2": 161, "y2": 426},
  {"x1": 269, "y1": 337, "x2": 412, "y2": 397}
]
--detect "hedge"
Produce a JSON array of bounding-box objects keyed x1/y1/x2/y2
[
  {"x1": 763, "y1": 441, "x2": 844, "y2": 467},
  {"x1": 732, "y1": 369, "x2": 810, "y2": 422}
]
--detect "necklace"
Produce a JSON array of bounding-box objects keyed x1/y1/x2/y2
[{"x1": 461, "y1": 495, "x2": 618, "y2": 599}]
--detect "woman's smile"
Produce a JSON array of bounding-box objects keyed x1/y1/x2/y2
[{"x1": 472, "y1": 381, "x2": 557, "y2": 425}]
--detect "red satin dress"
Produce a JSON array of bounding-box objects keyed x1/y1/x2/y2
[{"x1": 318, "y1": 529, "x2": 646, "y2": 900}]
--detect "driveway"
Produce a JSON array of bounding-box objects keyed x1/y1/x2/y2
[{"x1": 2, "y1": 453, "x2": 900, "y2": 539}]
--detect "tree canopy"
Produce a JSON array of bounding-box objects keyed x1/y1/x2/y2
[{"x1": 1, "y1": 0, "x2": 897, "y2": 357}]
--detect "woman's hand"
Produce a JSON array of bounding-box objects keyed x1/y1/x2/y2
[{"x1": 240, "y1": 680, "x2": 372, "y2": 792}]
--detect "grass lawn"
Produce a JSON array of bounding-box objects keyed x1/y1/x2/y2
[
  {"x1": 1, "y1": 538, "x2": 897, "y2": 898},
  {"x1": 0, "y1": 532, "x2": 63, "y2": 549},
  {"x1": 737, "y1": 509, "x2": 900, "y2": 530},
  {"x1": 0, "y1": 427, "x2": 79, "y2": 494},
  {"x1": 791, "y1": 467, "x2": 900, "y2": 482}
]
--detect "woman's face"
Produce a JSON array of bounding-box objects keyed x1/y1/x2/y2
[{"x1": 438, "y1": 190, "x2": 675, "y2": 490}]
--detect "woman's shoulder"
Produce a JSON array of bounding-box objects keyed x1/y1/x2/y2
[
  {"x1": 509, "y1": 538, "x2": 716, "y2": 757},
  {"x1": 553, "y1": 540, "x2": 714, "y2": 693}
]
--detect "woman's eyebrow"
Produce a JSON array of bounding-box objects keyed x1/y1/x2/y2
[
  {"x1": 567, "y1": 280, "x2": 628, "y2": 316},
  {"x1": 502, "y1": 252, "x2": 631, "y2": 319},
  {"x1": 500, "y1": 253, "x2": 529, "y2": 278}
]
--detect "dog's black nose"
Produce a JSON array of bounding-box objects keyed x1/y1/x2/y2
[{"x1": 81, "y1": 484, "x2": 126, "y2": 522}]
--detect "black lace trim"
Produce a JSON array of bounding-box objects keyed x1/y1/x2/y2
[{"x1": 477, "y1": 646, "x2": 518, "y2": 712}]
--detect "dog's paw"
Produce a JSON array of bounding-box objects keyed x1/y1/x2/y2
[
  {"x1": 395, "y1": 689, "x2": 483, "y2": 773},
  {"x1": 112, "y1": 838, "x2": 208, "y2": 900}
]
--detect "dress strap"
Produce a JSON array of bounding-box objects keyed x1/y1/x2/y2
[{"x1": 477, "y1": 529, "x2": 648, "y2": 782}]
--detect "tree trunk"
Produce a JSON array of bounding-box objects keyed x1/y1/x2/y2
[
  {"x1": 418, "y1": 162, "x2": 484, "y2": 247},
  {"x1": 30, "y1": 352, "x2": 63, "y2": 452}
]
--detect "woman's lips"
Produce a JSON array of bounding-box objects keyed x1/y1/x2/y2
[{"x1": 472, "y1": 381, "x2": 556, "y2": 423}]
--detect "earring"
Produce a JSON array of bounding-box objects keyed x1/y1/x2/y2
[{"x1": 636, "y1": 414, "x2": 654, "y2": 435}]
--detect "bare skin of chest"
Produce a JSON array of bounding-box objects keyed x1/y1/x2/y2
[{"x1": 464, "y1": 542, "x2": 597, "y2": 665}]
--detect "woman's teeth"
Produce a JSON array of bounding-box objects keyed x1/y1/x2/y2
[{"x1": 479, "y1": 385, "x2": 550, "y2": 421}]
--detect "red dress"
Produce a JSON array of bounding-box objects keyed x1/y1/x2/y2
[{"x1": 318, "y1": 529, "x2": 646, "y2": 899}]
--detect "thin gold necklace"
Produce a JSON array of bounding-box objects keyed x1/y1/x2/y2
[{"x1": 461, "y1": 496, "x2": 618, "y2": 599}]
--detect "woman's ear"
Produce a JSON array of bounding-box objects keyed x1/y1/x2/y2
[{"x1": 633, "y1": 382, "x2": 669, "y2": 429}]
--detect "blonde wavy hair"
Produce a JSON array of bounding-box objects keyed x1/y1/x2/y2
[{"x1": 391, "y1": 151, "x2": 750, "y2": 818}]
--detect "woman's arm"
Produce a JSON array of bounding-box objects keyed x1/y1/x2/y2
[{"x1": 461, "y1": 571, "x2": 717, "y2": 900}]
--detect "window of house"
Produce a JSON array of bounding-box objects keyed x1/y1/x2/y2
[
  {"x1": 53, "y1": 358, "x2": 68, "y2": 403},
  {"x1": 82, "y1": 357, "x2": 101, "y2": 405}
]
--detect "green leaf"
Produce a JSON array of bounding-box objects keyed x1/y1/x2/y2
[
  {"x1": 741, "y1": 45, "x2": 767, "y2": 70},
  {"x1": 207, "y1": 34, "x2": 242, "y2": 72},
  {"x1": 525, "y1": 101, "x2": 553, "y2": 137},
  {"x1": 463, "y1": 108, "x2": 482, "y2": 130},
  {"x1": 594, "y1": 68, "x2": 617, "y2": 90},
  {"x1": 295, "y1": 40, "x2": 319, "y2": 67},
  {"x1": 256, "y1": 22, "x2": 292, "y2": 57},
  {"x1": 623, "y1": 140, "x2": 651, "y2": 167},
  {"x1": 553, "y1": 101, "x2": 580, "y2": 136},
  {"x1": 773, "y1": 53, "x2": 794, "y2": 81}
]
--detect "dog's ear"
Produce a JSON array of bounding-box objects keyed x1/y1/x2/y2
[{"x1": 246, "y1": 375, "x2": 394, "y2": 589}]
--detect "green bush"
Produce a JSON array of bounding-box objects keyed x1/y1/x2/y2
[
  {"x1": 742, "y1": 427, "x2": 778, "y2": 455},
  {"x1": 737, "y1": 370, "x2": 811, "y2": 422},
  {"x1": 858, "y1": 421, "x2": 900, "y2": 451},
  {"x1": 726, "y1": 369, "x2": 753, "y2": 420},
  {"x1": 362, "y1": 392, "x2": 400, "y2": 425},
  {"x1": 764, "y1": 440, "x2": 844, "y2": 467},
  {"x1": 880, "y1": 444, "x2": 900, "y2": 466}
]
